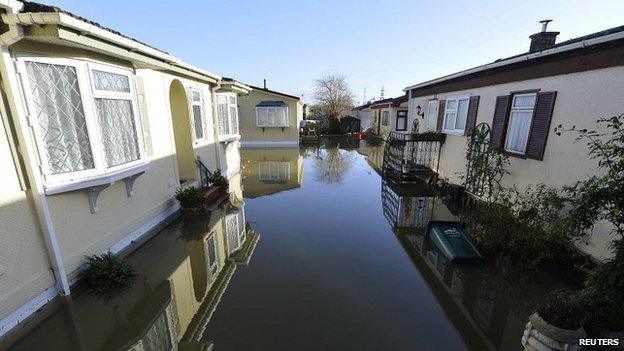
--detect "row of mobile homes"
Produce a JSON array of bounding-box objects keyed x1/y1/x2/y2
[
  {"x1": 403, "y1": 22, "x2": 624, "y2": 261},
  {"x1": 0, "y1": 0, "x2": 249, "y2": 336}
]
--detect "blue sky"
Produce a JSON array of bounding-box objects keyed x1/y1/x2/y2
[{"x1": 46, "y1": 0, "x2": 624, "y2": 104}]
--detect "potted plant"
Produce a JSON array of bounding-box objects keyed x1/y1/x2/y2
[
  {"x1": 175, "y1": 186, "x2": 204, "y2": 217},
  {"x1": 83, "y1": 251, "x2": 138, "y2": 300},
  {"x1": 521, "y1": 296, "x2": 586, "y2": 351},
  {"x1": 207, "y1": 169, "x2": 228, "y2": 189}
]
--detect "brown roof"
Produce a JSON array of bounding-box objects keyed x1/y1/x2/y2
[
  {"x1": 369, "y1": 95, "x2": 408, "y2": 109},
  {"x1": 247, "y1": 85, "x2": 301, "y2": 101},
  {"x1": 406, "y1": 24, "x2": 624, "y2": 93}
]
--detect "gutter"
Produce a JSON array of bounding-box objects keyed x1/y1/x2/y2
[
  {"x1": 1, "y1": 12, "x2": 222, "y2": 82},
  {"x1": 403, "y1": 30, "x2": 624, "y2": 92}
]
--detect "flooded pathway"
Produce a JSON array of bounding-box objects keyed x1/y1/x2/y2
[{"x1": 1, "y1": 140, "x2": 570, "y2": 351}]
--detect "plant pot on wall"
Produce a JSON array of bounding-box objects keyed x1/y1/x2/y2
[{"x1": 521, "y1": 313, "x2": 586, "y2": 351}]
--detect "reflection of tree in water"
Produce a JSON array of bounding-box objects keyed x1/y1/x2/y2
[{"x1": 314, "y1": 147, "x2": 354, "y2": 184}]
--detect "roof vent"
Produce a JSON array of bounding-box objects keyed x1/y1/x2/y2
[{"x1": 529, "y1": 19, "x2": 559, "y2": 52}]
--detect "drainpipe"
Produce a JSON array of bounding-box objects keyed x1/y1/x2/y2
[
  {"x1": 0, "y1": 7, "x2": 71, "y2": 295},
  {"x1": 210, "y1": 80, "x2": 223, "y2": 172}
]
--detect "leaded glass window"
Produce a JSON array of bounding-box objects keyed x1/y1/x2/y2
[
  {"x1": 217, "y1": 93, "x2": 239, "y2": 136},
  {"x1": 25, "y1": 61, "x2": 95, "y2": 174},
  {"x1": 92, "y1": 70, "x2": 130, "y2": 92},
  {"x1": 217, "y1": 95, "x2": 229, "y2": 135},
  {"x1": 190, "y1": 89, "x2": 204, "y2": 140},
  {"x1": 94, "y1": 98, "x2": 140, "y2": 167}
]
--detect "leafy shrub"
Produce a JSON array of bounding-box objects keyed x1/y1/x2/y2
[
  {"x1": 175, "y1": 186, "x2": 203, "y2": 208},
  {"x1": 459, "y1": 185, "x2": 581, "y2": 269},
  {"x1": 83, "y1": 252, "x2": 137, "y2": 299},
  {"x1": 207, "y1": 169, "x2": 228, "y2": 187},
  {"x1": 538, "y1": 295, "x2": 584, "y2": 330}
]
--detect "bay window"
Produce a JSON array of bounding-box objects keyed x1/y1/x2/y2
[
  {"x1": 505, "y1": 93, "x2": 536, "y2": 154},
  {"x1": 217, "y1": 93, "x2": 239, "y2": 138},
  {"x1": 258, "y1": 162, "x2": 290, "y2": 182},
  {"x1": 256, "y1": 101, "x2": 289, "y2": 127},
  {"x1": 442, "y1": 96, "x2": 469, "y2": 134},
  {"x1": 20, "y1": 57, "x2": 145, "y2": 191}
]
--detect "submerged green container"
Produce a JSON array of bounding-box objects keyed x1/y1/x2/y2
[{"x1": 426, "y1": 221, "x2": 482, "y2": 261}]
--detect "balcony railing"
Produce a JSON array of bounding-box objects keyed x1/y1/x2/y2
[{"x1": 382, "y1": 132, "x2": 446, "y2": 182}]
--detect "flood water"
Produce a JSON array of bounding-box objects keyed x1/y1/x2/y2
[{"x1": 1, "y1": 139, "x2": 572, "y2": 351}]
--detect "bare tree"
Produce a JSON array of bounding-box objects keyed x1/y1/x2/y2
[
  {"x1": 314, "y1": 147, "x2": 354, "y2": 184},
  {"x1": 312, "y1": 74, "x2": 355, "y2": 125}
]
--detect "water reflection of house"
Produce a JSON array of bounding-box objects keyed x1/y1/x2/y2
[
  {"x1": 240, "y1": 148, "x2": 303, "y2": 198},
  {"x1": 385, "y1": 184, "x2": 559, "y2": 351},
  {"x1": 1, "y1": 201, "x2": 259, "y2": 351},
  {"x1": 381, "y1": 180, "x2": 457, "y2": 232}
]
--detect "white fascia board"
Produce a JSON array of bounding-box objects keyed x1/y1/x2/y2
[
  {"x1": 2, "y1": 12, "x2": 222, "y2": 82},
  {"x1": 403, "y1": 30, "x2": 624, "y2": 92}
]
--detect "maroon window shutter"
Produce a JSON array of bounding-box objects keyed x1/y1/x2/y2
[
  {"x1": 490, "y1": 95, "x2": 510, "y2": 150},
  {"x1": 526, "y1": 91, "x2": 557, "y2": 160},
  {"x1": 436, "y1": 100, "x2": 446, "y2": 132},
  {"x1": 464, "y1": 96, "x2": 480, "y2": 135}
]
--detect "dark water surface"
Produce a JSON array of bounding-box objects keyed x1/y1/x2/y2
[{"x1": 1, "y1": 141, "x2": 569, "y2": 351}]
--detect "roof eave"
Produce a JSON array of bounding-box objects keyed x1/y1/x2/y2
[
  {"x1": 2, "y1": 12, "x2": 222, "y2": 83},
  {"x1": 403, "y1": 29, "x2": 624, "y2": 93}
]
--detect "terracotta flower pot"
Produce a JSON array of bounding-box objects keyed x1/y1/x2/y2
[
  {"x1": 521, "y1": 312, "x2": 586, "y2": 351},
  {"x1": 181, "y1": 206, "x2": 205, "y2": 219}
]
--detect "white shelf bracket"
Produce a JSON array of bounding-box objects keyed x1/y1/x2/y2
[
  {"x1": 88, "y1": 184, "x2": 111, "y2": 214},
  {"x1": 124, "y1": 172, "x2": 145, "y2": 197}
]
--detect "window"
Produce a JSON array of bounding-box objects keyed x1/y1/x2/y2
[
  {"x1": 442, "y1": 96, "x2": 469, "y2": 134},
  {"x1": 204, "y1": 233, "x2": 219, "y2": 278},
  {"x1": 258, "y1": 162, "x2": 290, "y2": 182},
  {"x1": 425, "y1": 100, "x2": 439, "y2": 132},
  {"x1": 256, "y1": 105, "x2": 289, "y2": 127},
  {"x1": 396, "y1": 110, "x2": 407, "y2": 131},
  {"x1": 226, "y1": 208, "x2": 245, "y2": 254},
  {"x1": 382, "y1": 111, "x2": 389, "y2": 126},
  {"x1": 505, "y1": 93, "x2": 536, "y2": 154},
  {"x1": 20, "y1": 57, "x2": 145, "y2": 187},
  {"x1": 216, "y1": 93, "x2": 239, "y2": 137},
  {"x1": 190, "y1": 89, "x2": 205, "y2": 140}
]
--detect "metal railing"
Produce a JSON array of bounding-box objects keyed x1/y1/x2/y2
[
  {"x1": 382, "y1": 132, "x2": 446, "y2": 179},
  {"x1": 196, "y1": 156, "x2": 211, "y2": 189}
]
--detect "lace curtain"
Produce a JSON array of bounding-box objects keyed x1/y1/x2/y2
[{"x1": 26, "y1": 62, "x2": 95, "y2": 174}]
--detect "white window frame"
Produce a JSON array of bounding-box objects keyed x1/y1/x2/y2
[
  {"x1": 258, "y1": 162, "x2": 291, "y2": 182},
  {"x1": 255, "y1": 106, "x2": 289, "y2": 127},
  {"x1": 204, "y1": 232, "x2": 219, "y2": 280},
  {"x1": 216, "y1": 92, "x2": 239, "y2": 140},
  {"x1": 17, "y1": 56, "x2": 146, "y2": 190},
  {"x1": 504, "y1": 93, "x2": 537, "y2": 155},
  {"x1": 189, "y1": 88, "x2": 206, "y2": 142},
  {"x1": 442, "y1": 95, "x2": 470, "y2": 135}
]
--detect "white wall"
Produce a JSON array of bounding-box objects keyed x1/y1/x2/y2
[{"x1": 408, "y1": 66, "x2": 624, "y2": 260}]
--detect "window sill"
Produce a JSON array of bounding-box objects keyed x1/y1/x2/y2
[
  {"x1": 218, "y1": 134, "x2": 241, "y2": 143},
  {"x1": 442, "y1": 130, "x2": 465, "y2": 136},
  {"x1": 256, "y1": 125, "x2": 289, "y2": 128},
  {"x1": 44, "y1": 163, "x2": 149, "y2": 213}
]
